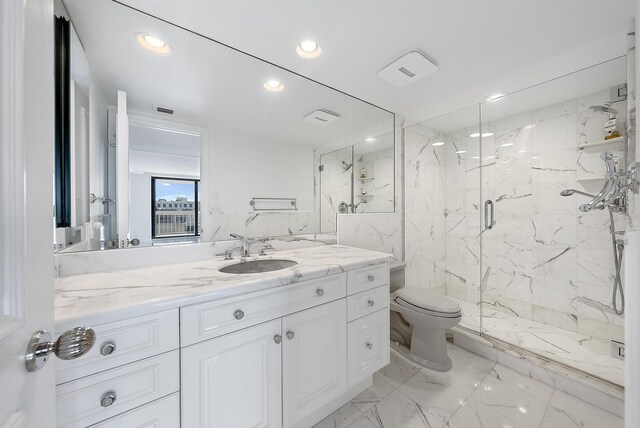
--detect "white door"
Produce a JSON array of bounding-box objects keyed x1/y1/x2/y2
[
  {"x1": 0, "y1": 0, "x2": 56, "y2": 426},
  {"x1": 115, "y1": 90, "x2": 129, "y2": 248},
  {"x1": 181, "y1": 319, "x2": 283, "y2": 428},
  {"x1": 283, "y1": 300, "x2": 347, "y2": 427}
]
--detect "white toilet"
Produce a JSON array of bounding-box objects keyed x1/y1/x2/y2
[{"x1": 390, "y1": 287, "x2": 462, "y2": 371}]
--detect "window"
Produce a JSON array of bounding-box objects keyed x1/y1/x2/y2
[{"x1": 151, "y1": 177, "x2": 200, "y2": 239}]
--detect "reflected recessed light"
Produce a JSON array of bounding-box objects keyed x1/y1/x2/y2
[
  {"x1": 264, "y1": 80, "x2": 285, "y2": 92},
  {"x1": 296, "y1": 40, "x2": 322, "y2": 59},
  {"x1": 484, "y1": 92, "x2": 507, "y2": 102},
  {"x1": 501, "y1": 143, "x2": 514, "y2": 147},
  {"x1": 485, "y1": 155, "x2": 496, "y2": 159},
  {"x1": 365, "y1": 137, "x2": 376, "y2": 142},
  {"x1": 469, "y1": 132, "x2": 494, "y2": 138},
  {"x1": 518, "y1": 150, "x2": 528, "y2": 153},
  {"x1": 472, "y1": 156, "x2": 480, "y2": 159},
  {"x1": 456, "y1": 150, "x2": 467, "y2": 154},
  {"x1": 432, "y1": 141, "x2": 445, "y2": 146},
  {"x1": 136, "y1": 33, "x2": 171, "y2": 55}
]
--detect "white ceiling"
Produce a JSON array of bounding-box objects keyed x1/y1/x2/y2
[
  {"x1": 116, "y1": 0, "x2": 636, "y2": 125},
  {"x1": 63, "y1": 0, "x2": 394, "y2": 148}
]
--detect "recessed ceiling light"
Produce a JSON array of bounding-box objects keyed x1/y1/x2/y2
[
  {"x1": 432, "y1": 142, "x2": 445, "y2": 146},
  {"x1": 456, "y1": 150, "x2": 467, "y2": 154},
  {"x1": 136, "y1": 33, "x2": 171, "y2": 55},
  {"x1": 484, "y1": 92, "x2": 507, "y2": 102},
  {"x1": 365, "y1": 137, "x2": 376, "y2": 142},
  {"x1": 501, "y1": 143, "x2": 514, "y2": 147},
  {"x1": 469, "y1": 132, "x2": 494, "y2": 138},
  {"x1": 296, "y1": 40, "x2": 322, "y2": 59},
  {"x1": 264, "y1": 80, "x2": 284, "y2": 92}
]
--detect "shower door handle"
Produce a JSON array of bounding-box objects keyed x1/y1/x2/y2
[{"x1": 484, "y1": 200, "x2": 495, "y2": 230}]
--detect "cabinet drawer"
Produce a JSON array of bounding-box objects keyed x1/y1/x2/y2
[
  {"x1": 56, "y1": 351, "x2": 180, "y2": 428},
  {"x1": 181, "y1": 273, "x2": 346, "y2": 346},
  {"x1": 56, "y1": 310, "x2": 179, "y2": 384},
  {"x1": 347, "y1": 309, "x2": 390, "y2": 388},
  {"x1": 347, "y1": 284, "x2": 389, "y2": 322},
  {"x1": 90, "y1": 393, "x2": 180, "y2": 427},
  {"x1": 346, "y1": 263, "x2": 389, "y2": 295}
]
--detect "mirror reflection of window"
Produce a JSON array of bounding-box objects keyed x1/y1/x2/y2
[{"x1": 152, "y1": 178, "x2": 200, "y2": 239}]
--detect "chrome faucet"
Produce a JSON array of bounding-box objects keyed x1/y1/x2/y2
[{"x1": 230, "y1": 233, "x2": 257, "y2": 257}]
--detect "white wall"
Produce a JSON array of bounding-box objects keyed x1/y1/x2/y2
[{"x1": 209, "y1": 128, "x2": 314, "y2": 212}]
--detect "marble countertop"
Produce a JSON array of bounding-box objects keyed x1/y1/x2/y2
[{"x1": 55, "y1": 245, "x2": 393, "y2": 330}]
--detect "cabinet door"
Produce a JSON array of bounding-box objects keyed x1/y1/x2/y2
[
  {"x1": 181, "y1": 319, "x2": 282, "y2": 428},
  {"x1": 283, "y1": 300, "x2": 347, "y2": 426}
]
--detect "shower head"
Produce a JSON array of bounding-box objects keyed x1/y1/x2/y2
[
  {"x1": 589, "y1": 103, "x2": 618, "y2": 115},
  {"x1": 560, "y1": 189, "x2": 597, "y2": 198}
]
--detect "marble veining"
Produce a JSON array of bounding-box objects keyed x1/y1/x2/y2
[
  {"x1": 54, "y1": 245, "x2": 392, "y2": 329},
  {"x1": 313, "y1": 347, "x2": 623, "y2": 428}
]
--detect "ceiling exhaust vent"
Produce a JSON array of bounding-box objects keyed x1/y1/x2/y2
[
  {"x1": 153, "y1": 104, "x2": 174, "y2": 115},
  {"x1": 378, "y1": 50, "x2": 438, "y2": 87},
  {"x1": 303, "y1": 109, "x2": 341, "y2": 127}
]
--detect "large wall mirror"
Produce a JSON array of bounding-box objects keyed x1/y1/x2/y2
[{"x1": 53, "y1": 0, "x2": 394, "y2": 252}]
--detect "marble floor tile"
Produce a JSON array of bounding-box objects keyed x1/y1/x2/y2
[
  {"x1": 321, "y1": 344, "x2": 624, "y2": 428},
  {"x1": 416, "y1": 348, "x2": 492, "y2": 395},
  {"x1": 351, "y1": 372, "x2": 397, "y2": 413},
  {"x1": 539, "y1": 390, "x2": 623, "y2": 428},
  {"x1": 378, "y1": 351, "x2": 422, "y2": 388},
  {"x1": 360, "y1": 389, "x2": 444, "y2": 428},
  {"x1": 446, "y1": 397, "x2": 522, "y2": 428},
  {"x1": 313, "y1": 403, "x2": 362, "y2": 428},
  {"x1": 486, "y1": 364, "x2": 555, "y2": 403},
  {"x1": 470, "y1": 370, "x2": 551, "y2": 426},
  {"x1": 398, "y1": 371, "x2": 468, "y2": 422}
]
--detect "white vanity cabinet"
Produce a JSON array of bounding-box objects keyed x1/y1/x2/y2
[
  {"x1": 56, "y1": 261, "x2": 390, "y2": 427},
  {"x1": 180, "y1": 264, "x2": 389, "y2": 428}
]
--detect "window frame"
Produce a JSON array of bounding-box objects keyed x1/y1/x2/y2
[{"x1": 151, "y1": 176, "x2": 200, "y2": 239}]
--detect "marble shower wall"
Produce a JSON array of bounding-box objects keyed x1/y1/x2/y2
[
  {"x1": 354, "y1": 146, "x2": 394, "y2": 213},
  {"x1": 337, "y1": 117, "x2": 404, "y2": 259},
  {"x1": 320, "y1": 147, "x2": 354, "y2": 233},
  {"x1": 404, "y1": 91, "x2": 627, "y2": 342},
  {"x1": 477, "y1": 90, "x2": 627, "y2": 342},
  {"x1": 403, "y1": 123, "x2": 448, "y2": 292}
]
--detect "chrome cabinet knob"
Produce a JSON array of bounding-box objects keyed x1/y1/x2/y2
[
  {"x1": 286, "y1": 330, "x2": 295, "y2": 340},
  {"x1": 100, "y1": 341, "x2": 116, "y2": 356},
  {"x1": 366, "y1": 342, "x2": 373, "y2": 350},
  {"x1": 367, "y1": 299, "x2": 375, "y2": 307},
  {"x1": 274, "y1": 334, "x2": 282, "y2": 344},
  {"x1": 25, "y1": 326, "x2": 96, "y2": 372},
  {"x1": 234, "y1": 310, "x2": 245, "y2": 320},
  {"x1": 367, "y1": 274, "x2": 375, "y2": 282},
  {"x1": 316, "y1": 288, "x2": 325, "y2": 296},
  {"x1": 100, "y1": 391, "x2": 117, "y2": 408}
]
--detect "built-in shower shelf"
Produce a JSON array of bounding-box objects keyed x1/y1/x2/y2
[
  {"x1": 577, "y1": 136, "x2": 624, "y2": 149},
  {"x1": 355, "y1": 177, "x2": 374, "y2": 180},
  {"x1": 356, "y1": 194, "x2": 375, "y2": 197}
]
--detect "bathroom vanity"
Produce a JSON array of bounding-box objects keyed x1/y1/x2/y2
[{"x1": 54, "y1": 245, "x2": 392, "y2": 427}]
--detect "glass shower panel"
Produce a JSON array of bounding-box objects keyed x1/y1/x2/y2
[
  {"x1": 403, "y1": 105, "x2": 482, "y2": 335},
  {"x1": 479, "y1": 57, "x2": 627, "y2": 386}
]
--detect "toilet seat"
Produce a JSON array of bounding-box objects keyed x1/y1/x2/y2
[{"x1": 393, "y1": 287, "x2": 461, "y2": 318}]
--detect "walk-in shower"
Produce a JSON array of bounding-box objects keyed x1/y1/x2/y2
[{"x1": 402, "y1": 55, "x2": 632, "y2": 388}]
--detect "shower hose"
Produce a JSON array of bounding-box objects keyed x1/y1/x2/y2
[{"x1": 608, "y1": 206, "x2": 625, "y2": 315}]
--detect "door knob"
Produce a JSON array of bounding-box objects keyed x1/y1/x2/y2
[
  {"x1": 286, "y1": 330, "x2": 295, "y2": 340},
  {"x1": 274, "y1": 334, "x2": 282, "y2": 344},
  {"x1": 367, "y1": 274, "x2": 375, "y2": 282},
  {"x1": 25, "y1": 326, "x2": 96, "y2": 372},
  {"x1": 367, "y1": 299, "x2": 375, "y2": 307},
  {"x1": 100, "y1": 391, "x2": 117, "y2": 407},
  {"x1": 100, "y1": 341, "x2": 116, "y2": 356},
  {"x1": 316, "y1": 288, "x2": 325, "y2": 296},
  {"x1": 234, "y1": 310, "x2": 245, "y2": 320}
]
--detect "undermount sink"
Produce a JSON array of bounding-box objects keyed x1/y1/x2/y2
[{"x1": 218, "y1": 259, "x2": 298, "y2": 274}]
